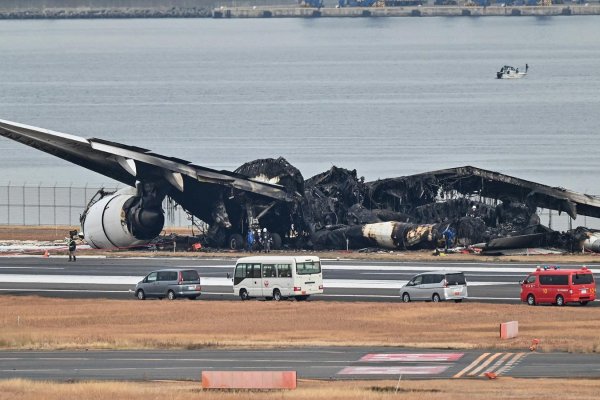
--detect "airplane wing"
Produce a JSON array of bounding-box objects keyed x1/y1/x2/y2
[
  {"x1": 368, "y1": 165, "x2": 600, "y2": 219},
  {"x1": 0, "y1": 118, "x2": 298, "y2": 224}
]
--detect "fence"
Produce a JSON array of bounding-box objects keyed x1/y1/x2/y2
[{"x1": 0, "y1": 183, "x2": 190, "y2": 227}]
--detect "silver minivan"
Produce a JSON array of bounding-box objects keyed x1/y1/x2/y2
[
  {"x1": 400, "y1": 271, "x2": 467, "y2": 303},
  {"x1": 134, "y1": 269, "x2": 201, "y2": 300}
]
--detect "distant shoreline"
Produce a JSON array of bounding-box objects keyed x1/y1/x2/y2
[{"x1": 1, "y1": 5, "x2": 599, "y2": 19}]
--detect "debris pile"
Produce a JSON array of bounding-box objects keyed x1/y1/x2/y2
[{"x1": 216, "y1": 158, "x2": 600, "y2": 254}]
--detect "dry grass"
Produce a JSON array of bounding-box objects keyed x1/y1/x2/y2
[
  {"x1": 1, "y1": 297, "x2": 599, "y2": 352},
  {"x1": 1, "y1": 378, "x2": 599, "y2": 400}
]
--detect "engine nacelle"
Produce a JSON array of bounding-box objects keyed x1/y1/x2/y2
[{"x1": 82, "y1": 187, "x2": 164, "y2": 249}]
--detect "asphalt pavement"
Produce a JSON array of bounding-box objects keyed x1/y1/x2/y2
[
  {"x1": 0, "y1": 256, "x2": 598, "y2": 304},
  {"x1": 1, "y1": 347, "x2": 598, "y2": 381}
]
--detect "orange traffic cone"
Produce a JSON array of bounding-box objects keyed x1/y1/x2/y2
[
  {"x1": 529, "y1": 338, "x2": 540, "y2": 351},
  {"x1": 484, "y1": 372, "x2": 497, "y2": 380},
  {"x1": 43, "y1": 250, "x2": 49, "y2": 258}
]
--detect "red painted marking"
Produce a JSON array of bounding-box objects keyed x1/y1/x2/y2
[
  {"x1": 360, "y1": 353, "x2": 464, "y2": 362},
  {"x1": 338, "y1": 366, "x2": 448, "y2": 375}
]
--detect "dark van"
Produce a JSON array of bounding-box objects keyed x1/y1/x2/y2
[{"x1": 134, "y1": 269, "x2": 201, "y2": 300}]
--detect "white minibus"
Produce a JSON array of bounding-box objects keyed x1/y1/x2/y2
[{"x1": 233, "y1": 255, "x2": 323, "y2": 301}]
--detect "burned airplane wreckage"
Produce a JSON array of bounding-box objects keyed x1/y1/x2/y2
[
  {"x1": 238, "y1": 161, "x2": 600, "y2": 253},
  {"x1": 1, "y1": 118, "x2": 600, "y2": 254}
]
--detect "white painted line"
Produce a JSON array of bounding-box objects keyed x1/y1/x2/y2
[
  {"x1": 338, "y1": 366, "x2": 449, "y2": 375},
  {"x1": 0, "y1": 267, "x2": 64, "y2": 270},
  {"x1": 322, "y1": 265, "x2": 600, "y2": 274},
  {"x1": 0, "y1": 275, "x2": 514, "y2": 289},
  {"x1": 0, "y1": 288, "x2": 129, "y2": 293},
  {"x1": 360, "y1": 353, "x2": 464, "y2": 362}
]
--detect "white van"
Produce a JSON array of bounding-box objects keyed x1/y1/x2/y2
[
  {"x1": 233, "y1": 255, "x2": 323, "y2": 301},
  {"x1": 400, "y1": 271, "x2": 467, "y2": 303}
]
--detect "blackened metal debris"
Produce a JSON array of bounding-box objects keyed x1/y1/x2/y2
[{"x1": 222, "y1": 160, "x2": 600, "y2": 253}]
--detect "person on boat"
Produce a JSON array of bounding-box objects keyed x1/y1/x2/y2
[{"x1": 526, "y1": 63, "x2": 529, "y2": 73}]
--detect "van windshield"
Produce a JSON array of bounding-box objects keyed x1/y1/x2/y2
[
  {"x1": 446, "y1": 273, "x2": 466, "y2": 285},
  {"x1": 296, "y1": 261, "x2": 321, "y2": 275},
  {"x1": 181, "y1": 270, "x2": 199, "y2": 281},
  {"x1": 573, "y1": 273, "x2": 594, "y2": 285}
]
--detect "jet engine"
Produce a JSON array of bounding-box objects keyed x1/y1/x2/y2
[{"x1": 81, "y1": 186, "x2": 165, "y2": 249}]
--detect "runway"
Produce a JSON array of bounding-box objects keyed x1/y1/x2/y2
[
  {"x1": 1, "y1": 347, "x2": 599, "y2": 381},
  {"x1": 0, "y1": 256, "x2": 598, "y2": 304}
]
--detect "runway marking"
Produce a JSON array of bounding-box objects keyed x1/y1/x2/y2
[
  {"x1": 479, "y1": 352, "x2": 513, "y2": 376},
  {"x1": 465, "y1": 352, "x2": 503, "y2": 376},
  {"x1": 0, "y1": 274, "x2": 522, "y2": 289},
  {"x1": 453, "y1": 353, "x2": 490, "y2": 378},
  {"x1": 0, "y1": 289, "x2": 129, "y2": 293},
  {"x1": 0, "y1": 267, "x2": 64, "y2": 270},
  {"x1": 494, "y1": 353, "x2": 527, "y2": 376},
  {"x1": 338, "y1": 366, "x2": 448, "y2": 375},
  {"x1": 452, "y1": 352, "x2": 528, "y2": 378},
  {"x1": 360, "y1": 353, "x2": 464, "y2": 362}
]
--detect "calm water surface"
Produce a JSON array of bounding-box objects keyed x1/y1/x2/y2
[{"x1": 0, "y1": 17, "x2": 599, "y2": 199}]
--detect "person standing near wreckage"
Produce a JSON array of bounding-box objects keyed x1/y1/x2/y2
[
  {"x1": 67, "y1": 235, "x2": 77, "y2": 262},
  {"x1": 442, "y1": 227, "x2": 455, "y2": 253},
  {"x1": 246, "y1": 229, "x2": 255, "y2": 252},
  {"x1": 262, "y1": 228, "x2": 271, "y2": 253}
]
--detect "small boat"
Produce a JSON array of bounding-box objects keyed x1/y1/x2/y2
[{"x1": 496, "y1": 65, "x2": 527, "y2": 79}]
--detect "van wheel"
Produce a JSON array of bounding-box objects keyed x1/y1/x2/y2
[
  {"x1": 527, "y1": 294, "x2": 536, "y2": 306},
  {"x1": 432, "y1": 293, "x2": 441, "y2": 303},
  {"x1": 555, "y1": 295, "x2": 565, "y2": 306},
  {"x1": 273, "y1": 289, "x2": 282, "y2": 301},
  {"x1": 167, "y1": 290, "x2": 176, "y2": 300},
  {"x1": 580, "y1": 301, "x2": 589, "y2": 306},
  {"x1": 401, "y1": 293, "x2": 411, "y2": 303},
  {"x1": 239, "y1": 289, "x2": 249, "y2": 301},
  {"x1": 136, "y1": 289, "x2": 145, "y2": 300}
]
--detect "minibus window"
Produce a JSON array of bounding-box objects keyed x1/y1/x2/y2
[
  {"x1": 234, "y1": 264, "x2": 245, "y2": 278},
  {"x1": 525, "y1": 275, "x2": 536, "y2": 284},
  {"x1": 276, "y1": 264, "x2": 291, "y2": 277},
  {"x1": 252, "y1": 264, "x2": 262, "y2": 278},
  {"x1": 573, "y1": 273, "x2": 594, "y2": 285},
  {"x1": 262, "y1": 264, "x2": 276, "y2": 278},
  {"x1": 296, "y1": 261, "x2": 321, "y2": 275}
]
